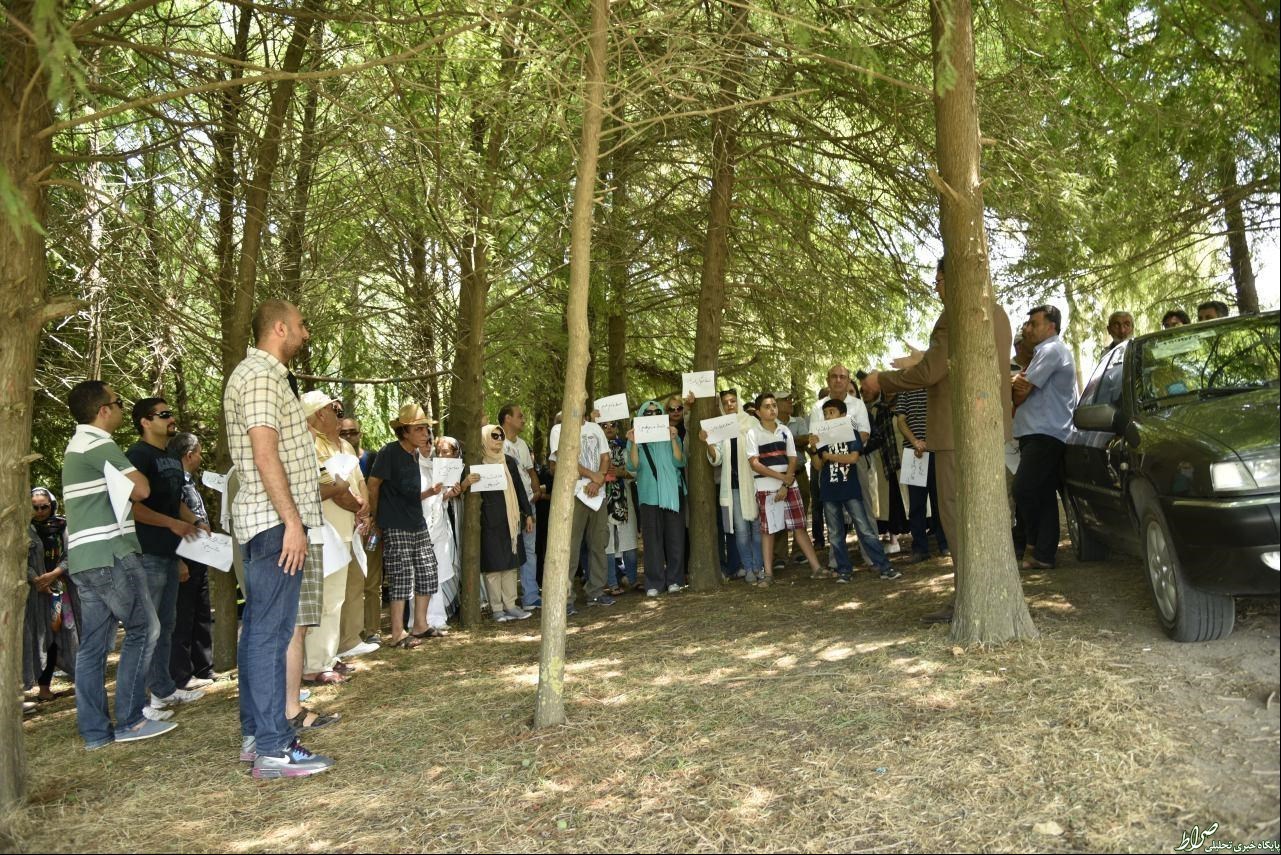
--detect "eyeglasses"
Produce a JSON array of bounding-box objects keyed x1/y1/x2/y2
[
  {"x1": 828, "y1": 373, "x2": 849, "y2": 380},
  {"x1": 642, "y1": 408, "x2": 662, "y2": 416},
  {"x1": 331, "y1": 403, "x2": 344, "y2": 417},
  {"x1": 32, "y1": 504, "x2": 51, "y2": 511},
  {"x1": 490, "y1": 430, "x2": 505, "y2": 440},
  {"x1": 339, "y1": 429, "x2": 360, "y2": 437},
  {"x1": 106, "y1": 398, "x2": 124, "y2": 410},
  {"x1": 665, "y1": 405, "x2": 683, "y2": 414},
  {"x1": 149, "y1": 410, "x2": 174, "y2": 420}
]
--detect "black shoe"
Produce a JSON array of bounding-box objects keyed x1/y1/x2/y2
[{"x1": 904, "y1": 553, "x2": 931, "y2": 565}]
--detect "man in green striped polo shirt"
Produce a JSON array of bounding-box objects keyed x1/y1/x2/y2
[{"x1": 63, "y1": 380, "x2": 178, "y2": 748}]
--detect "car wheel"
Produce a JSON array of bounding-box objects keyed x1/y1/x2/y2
[
  {"x1": 1140, "y1": 502, "x2": 1234, "y2": 642},
  {"x1": 1065, "y1": 493, "x2": 1108, "y2": 561}
]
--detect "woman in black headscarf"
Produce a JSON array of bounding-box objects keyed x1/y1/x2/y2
[{"x1": 24, "y1": 488, "x2": 78, "y2": 700}]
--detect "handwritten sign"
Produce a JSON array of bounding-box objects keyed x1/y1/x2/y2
[
  {"x1": 200, "y1": 470, "x2": 228, "y2": 493},
  {"x1": 700, "y1": 413, "x2": 739, "y2": 446},
  {"x1": 632, "y1": 414, "x2": 671, "y2": 445},
  {"x1": 430, "y1": 457, "x2": 465, "y2": 487},
  {"x1": 469, "y1": 463, "x2": 507, "y2": 492},
  {"x1": 900, "y1": 450, "x2": 930, "y2": 488},
  {"x1": 176, "y1": 532, "x2": 235, "y2": 572},
  {"x1": 682, "y1": 370, "x2": 716, "y2": 399},
  {"x1": 595, "y1": 394, "x2": 630, "y2": 423},
  {"x1": 813, "y1": 417, "x2": 856, "y2": 447}
]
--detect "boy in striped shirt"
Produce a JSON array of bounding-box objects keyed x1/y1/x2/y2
[
  {"x1": 746, "y1": 392, "x2": 824, "y2": 585},
  {"x1": 62, "y1": 380, "x2": 177, "y2": 749}
]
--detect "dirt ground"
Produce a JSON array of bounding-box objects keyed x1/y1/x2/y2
[{"x1": 7, "y1": 539, "x2": 1280, "y2": 853}]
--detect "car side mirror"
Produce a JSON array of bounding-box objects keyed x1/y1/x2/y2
[{"x1": 1074, "y1": 403, "x2": 1121, "y2": 433}]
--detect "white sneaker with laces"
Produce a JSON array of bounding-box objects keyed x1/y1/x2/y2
[
  {"x1": 667, "y1": 583, "x2": 682, "y2": 594},
  {"x1": 153, "y1": 687, "x2": 204, "y2": 707},
  {"x1": 337, "y1": 640, "x2": 380, "y2": 659},
  {"x1": 143, "y1": 704, "x2": 174, "y2": 722},
  {"x1": 646, "y1": 588, "x2": 660, "y2": 598}
]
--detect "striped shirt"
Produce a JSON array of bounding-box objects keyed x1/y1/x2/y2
[
  {"x1": 62, "y1": 425, "x2": 142, "y2": 573},
  {"x1": 223, "y1": 347, "x2": 323, "y2": 542},
  {"x1": 894, "y1": 388, "x2": 928, "y2": 448},
  {"x1": 746, "y1": 423, "x2": 796, "y2": 492}
]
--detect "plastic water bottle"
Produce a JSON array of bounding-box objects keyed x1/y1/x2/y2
[{"x1": 365, "y1": 531, "x2": 380, "y2": 552}]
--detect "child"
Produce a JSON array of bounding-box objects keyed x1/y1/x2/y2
[
  {"x1": 745, "y1": 392, "x2": 823, "y2": 585},
  {"x1": 812, "y1": 398, "x2": 901, "y2": 581}
]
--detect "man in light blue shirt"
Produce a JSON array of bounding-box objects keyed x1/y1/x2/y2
[{"x1": 1011, "y1": 305, "x2": 1076, "y2": 570}]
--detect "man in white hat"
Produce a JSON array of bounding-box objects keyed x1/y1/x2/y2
[
  {"x1": 366, "y1": 403, "x2": 445, "y2": 648},
  {"x1": 299, "y1": 391, "x2": 371, "y2": 685}
]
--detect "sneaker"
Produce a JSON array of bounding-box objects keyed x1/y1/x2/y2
[
  {"x1": 905, "y1": 553, "x2": 931, "y2": 565},
  {"x1": 251, "y1": 739, "x2": 334, "y2": 780},
  {"x1": 566, "y1": 604, "x2": 578, "y2": 617},
  {"x1": 84, "y1": 736, "x2": 113, "y2": 751},
  {"x1": 667, "y1": 583, "x2": 682, "y2": 594},
  {"x1": 115, "y1": 718, "x2": 178, "y2": 743},
  {"x1": 524, "y1": 600, "x2": 542, "y2": 610},
  {"x1": 143, "y1": 704, "x2": 174, "y2": 722},
  {"x1": 940, "y1": 549, "x2": 951, "y2": 557},
  {"x1": 240, "y1": 736, "x2": 257, "y2": 763},
  {"x1": 886, "y1": 541, "x2": 902, "y2": 555},
  {"x1": 506, "y1": 608, "x2": 532, "y2": 620},
  {"x1": 646, "y1": 588, "x2": 660, "y2": 598},
  {"x1": 337, "y1": 640, "x2": 380, "y2": 659},
  {"x1": 184, "y1": 676, "x2": 215, "y2": 690},
  {"x1": 792, "y1": 553, "x2": 807, "y2": 565},
  {"x1": 587, "y1": 594, "x2": 616, "y2": 607},
  {"x1": 363, "y1": 633, "x2": 383, "y2": 646},
  {"x1": 879, "y1": 568, "x2": 903, "y2": 580},
  {"x1": 494, "y1": 612, "x2": 513, "y2": 623},
  {"x1": 152, "y1": 687, "x2": 204, "y2": 708},
  {"x1": 732, "y1": 568, "x2": 747, "y2": 579},
  {"x1": 772, "y1": 559, "x2": 785, "y2": 571},
  {"x1": 835, "y1": 574, "x2": 851, "y2": 584}
]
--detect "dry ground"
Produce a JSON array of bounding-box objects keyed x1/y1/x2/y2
[{"x1": 6, "y1": 544, "x2": 1279, "y2": 853}]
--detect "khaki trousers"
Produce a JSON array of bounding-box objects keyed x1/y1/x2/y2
[
  {"x1": 303, "y1": 562, "x2": 348, "y2": 674},
  {"x1": 338, "y1": 554, "x2": 366, "y2": 653},
  {"x1": 363, "y1": 541, "x2": 383, "y2": 637},
  {"x1": 485, "y1": 569, "x2": 519, "y2": 613}
]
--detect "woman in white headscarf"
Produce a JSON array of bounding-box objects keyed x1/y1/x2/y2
[{"x1": 478, "y1": 424, "x2": 535, "y2": 622}]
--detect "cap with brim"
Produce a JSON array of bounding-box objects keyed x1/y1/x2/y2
[
  {"x1": 301, "y1": 390, "x2": 339, "y2": 419},
  {"x1": 390, "y1": 402, "x2": 437, "y2": 430}
]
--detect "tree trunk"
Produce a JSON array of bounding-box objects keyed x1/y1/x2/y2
[
  {"x1": 1219, "y1": 156, "x2": 1258, "y2": 314},
  {"x1": 931, "y1": 0, "x2": 1037, "y2": 644},
  {"x1": 686, "y1": 1, "x2": 749, "y2": 592},
  {"x1": 280, "y1": 81, "x2": 322, "y2": 304},
  {"x1": 0, "y1": 0, "x2": 82, "y2": 811},
  {"x1": 534, "y1": 0, "x2": 608, "y2": 729},
  {"x1": 210, "y1": 4, "x2": 315, "y2": 669}
]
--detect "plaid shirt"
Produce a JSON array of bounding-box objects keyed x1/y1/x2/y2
[{"x1": 223, "y1": 347, "x2": 323, "y2": 542}]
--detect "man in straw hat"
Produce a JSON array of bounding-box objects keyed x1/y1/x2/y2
[{"x1": 366, "y1": 403, "x2": 446, "y2": 649}]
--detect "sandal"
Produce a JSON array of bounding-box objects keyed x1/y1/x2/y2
[
  {"x1": 412, "y1": 627, "x2": 449, "y2": 639},
  {"x1": 391, "y1": 636, "x2": 422, "y2": 649},
  {"x1": 289, "y1": 707, "x2": 340, "y2": 729},
  {"x1": 1021, "y1": 558, "x2": 1055, "y2": 570},
  {"x1": 332, "y1": 661, "x2": 356, "y2": 675},
  {"x1": 303, "y1": 671, "x2": 346, "y2": 685}
]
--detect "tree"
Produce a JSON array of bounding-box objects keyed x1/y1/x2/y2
[
  {"x1": 931, "y1": 0, "x2": 1036, "y2": 644},
  {"x1": 535, "y1": 0, "x2": 609, "y2": 728}
]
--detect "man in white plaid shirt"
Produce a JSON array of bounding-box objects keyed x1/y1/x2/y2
[{"x1": 223, "y1": 300, "x2": 333, "y2": 779}]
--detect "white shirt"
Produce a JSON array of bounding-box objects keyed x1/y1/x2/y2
[
  {"x1": 503, "y1": 436, "x2": 536, "y2": 500},
  {"x1": 810, "y1": 394, "x2": 871, "y2": 440},
  {"x1": 548, "y1": 421, "x2": 609, "y2": 473}
]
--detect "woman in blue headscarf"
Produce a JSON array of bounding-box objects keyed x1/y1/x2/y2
[{"x1": 625, "y1": 399, "x2": 686, "y2": 596}]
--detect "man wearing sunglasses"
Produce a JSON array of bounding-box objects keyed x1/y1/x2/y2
[{"x1": 127, "y1": 398, "x2": 206, "y2": 721}]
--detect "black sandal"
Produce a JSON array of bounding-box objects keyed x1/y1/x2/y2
[
  {"x1": 412, "y1": 627, "x2": 449, "y2": 639},
  {"x1": 289, "y1": 707, "x2": 340, "y2": 729}
]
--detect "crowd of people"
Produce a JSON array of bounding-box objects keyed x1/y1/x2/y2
[{"x1": 24, "y1": 285, "x2": 1241, "y2": 778}]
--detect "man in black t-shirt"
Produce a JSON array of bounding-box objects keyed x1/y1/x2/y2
[{"x1": 126, "y1": 398, "x2": 206, "y2": 717}]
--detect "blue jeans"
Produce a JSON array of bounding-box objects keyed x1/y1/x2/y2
[
  {"x1": 607, "y1": 549, "x2": 638, "y2": 587},
  {"x1": 238, "y1": 524, "x2": 303, "y2": 756},
  {"x1": 142, "y1": 553, "x2": 180, "y2": 698},
  {"x1": 824, "y1": 498, "x2": 891, "y2": 575},
  {"x1": 520, "y1": 508, "x2": 541, "y2": 607},
  {"x1": 727, "y1": 489, "x2": 763, "y2": 572},
  {"x1": 73, "y1": 554, "x2": 158, "y2": 747}
]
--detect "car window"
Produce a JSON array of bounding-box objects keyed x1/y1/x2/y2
[
  {"x1": 1079, "y1": 343, "x2": 1127, "y2": 407},
  {"x1": 1137, "y1": 314, "x2": 1280, "y2": 404}
]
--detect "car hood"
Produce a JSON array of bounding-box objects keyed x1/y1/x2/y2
[{"x1": 1149, "y1": 387, "x2": 1279, "y2": 458}]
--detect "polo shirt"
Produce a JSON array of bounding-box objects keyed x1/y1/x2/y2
[
  {"x1": 62, "y1": 425, "x2": 141, "y2": 573},
  {"x1": 1014, "y1": 334, "x2": 1077, "y2": 442},
  {"x1": 223, "y1": 346, "x2": 323, "y2": 542}
]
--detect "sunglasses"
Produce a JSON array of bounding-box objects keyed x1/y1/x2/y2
[
  {"x1": 149, "y1": 410, "x2": 174, "y2": 420},
  {"x1": 32, "y1": 504, "x2": 51, "y2": 511},
  {"x1": 331, "y1": 403, "x2": 344, "y2": 416},
  {"x1": 642, "y1": 408, "x2": 662, "y2": 416},
  {"x1": 490, "y1": 430, "x2": 505, "y2": 440},
  {"x1": 665, "y1": 405, "x2": 683, "y2": 414},
  {"x1": 339, "y1": 429, "x2": 360, "y2": 437}
]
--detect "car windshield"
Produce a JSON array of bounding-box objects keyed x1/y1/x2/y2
[{"x1": 1137, "y1": 313, "x2": 1280, "y2": 405}]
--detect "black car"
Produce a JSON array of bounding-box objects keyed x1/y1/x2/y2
[{"x1": 1064, "y1": 310, "x2": 1280, "y2": 641}]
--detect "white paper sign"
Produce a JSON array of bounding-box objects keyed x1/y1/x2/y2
[
  {"x1": 321, "y1": 522, "x2": 349, "y2": 577},
  {"x1": 754, "y1": 475, "x2": 785, "y2": 494},
  {"x1": 633, "y1": 414, "x2": 671, "y2": 445},
  {"x1": 200, "y1": 470, "x2": 228, "y2": 493},
  {"x1": 594, "y1": 393, "x2": 629, "y2": 423},
  {"x1": 351, "y1": 535, "x2": 368, "y2": 577},
  {"x1": 325, "y1": 453, "x2": 359, "y2": 483},
  {"x1": 102, "y1": 462, "x2": 135, "y2": 528},
  {"x1": 575, "y1": 477, "x2": 605, "y2": 511},
  {"x1": 700, "y1": 413, "x2": 739, "y2": 445},
  {"x1": 1004, "y1": 440, "x2": 1021, "y2": 475},
  {"x1": 176, "y1": 532, "x2": 235, "y2": 572},
  {"x1": 813, "y1": 417, "x2": 856, "y2": 447},
  {"x1": 763, "y1": 492, "x2": 786, "y2": 534},
  {"x1": 470, "y1": 463, "x2": 507, "y2": 492},
  {"x1": 431, "y1": 457, "x2": 465, "y2": 487},
  {"x1": 900, "y1": 450, "x2": 930, "y2": 488},
  {"x1": 682, "y1": 370, "x2": 716, "y2": 399}
]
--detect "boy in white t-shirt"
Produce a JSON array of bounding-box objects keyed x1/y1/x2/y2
[{"x1": 745, "y1": 393, "x2": 823, "y2": 585}]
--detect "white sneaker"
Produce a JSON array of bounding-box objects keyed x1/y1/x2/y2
[
  {"x1": 184, "y1": 676, "x2": 214, "y2": 690},
  {"x1": 337, "y1": 640, "x2": 380, "y2": 659},
  {"x1": 646, "y1": 588, "x2": 660, "y2": 598},
  {"x1": 152, "y1": 687, "x2": 204, "y2": 708},
  {"x1": 667, "y1": 583, "x2": 682, "y2": 594},
  {"x1": 887, "y1": 541, "x2": 902, "y2": 555},
  {"x1": 142, "y1": 704, "x2": 174, "y2": 722},
  {"x1": 494, "y1": 612, "x2": 513, "y2": 623}
]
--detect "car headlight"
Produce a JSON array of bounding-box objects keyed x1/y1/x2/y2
[{"x1": 1212, "y1": 458, "x2": 1280, "y2": 492}]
